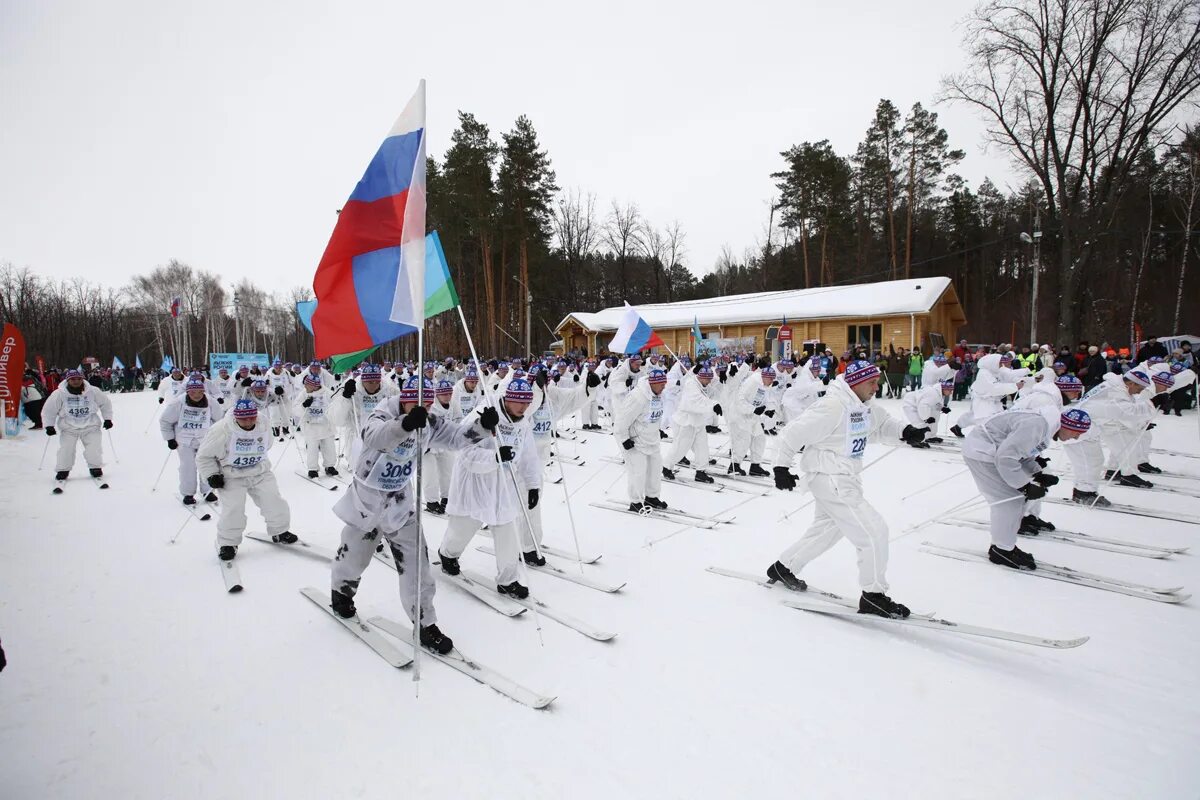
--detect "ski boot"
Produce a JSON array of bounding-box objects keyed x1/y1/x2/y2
[
  {"x1": 89, "y1": 467, "x2": 103, "y2": 478},
  {"x1": 1137, "y1": 462, "x2": 1162, "y2": 475},
  {"x1": 644, "y1": 496, "x2": 667, "y2": 510},
  {"x1": 55, "y1": 470, "x2": 69, "y2": 481},
  {"x1": 307, "y1": 469, "x2": 319, "y2": 479},
  {"x1": 272, "y1": 532, "x2": 299, "y2": 544},
  {"x1": 694, "y1": 470, "x2": 715, "y2": 484},
  {"x1": 1022, "y1": 514, "x2": 1055, "y2": 532},
  {"x1": 678, "y1": 456, "x2": 691, "y2": 466},
  {"x1": 522, "y1": 550, "x2": 546, "y2": 567},
  {"x1": 766, "y1": 561, "x2": 806, "y2": 592},
  {"x1": 419, "y1": 624, "x2": 454, "y2": 655},
  {"x1": 705, "y1": 425, "x2": 721, "y2": 434},
  {"x1": 439, "y1": 498, "x2": 449, "y2": 514},
  {"x1": 218, "y1": 545, "x2": 238, "y2": 561},
  {"x1": 659, "y1": 430, "x2": 669, "y2": 440},
  {"x1": 859, "y1": 592, "x2": 911, "y2": 619},
  {"x1": 662, "y1": 467, "x2": 676, "y2": 481},
  {"x1": 182, "y1": 495, "x2": 197, "y2": 506},
  {"x1": 325, "y1": 466, "x2": 339, "y2": 477},
  {"x1": 628, "y1": 501, "x2": 647, "y2": 513},
  {"x1": 1104, "y1": 470, "x2": 1117, "y2": 481},
  {"x1": 727, "y1": 463, "x2": 747, "y2": 476},
  {"x1": 425, "y1": 501, "x2": 443, "y2": 515},
  {"x1": 748, "y1": 463, "x2": 770, "y2": 477},
  {"x1": 497, "y1": 581, "x2": 529, "y2": 600},
  {"x1": 330, "y1": 589, "x2": 356, "y2": 619},
  {"x1": 988, "y1": 544, "x2": 1036, "y2": 570},
  {"x1": 204, "y1": 491, "x2": 219, "y2": 503},
  {"x1": 1117, "y1": 473, "x2": 1154, "y2": 488},
  {"x1": 438, "y1": 552, "x2": 460, "y2": 576},
  {"x1": 949, "y1": 424, "x2": 964, "y2": 438},
  {"x1": 1071, "y1": 488, "x2": 1112, "y2": 508}
]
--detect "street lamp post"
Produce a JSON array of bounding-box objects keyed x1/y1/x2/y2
[
  {"x1": 513, "y1": 276, "x2": 532, "y2": 357},
  {"x1": 1021, "y1": 212, "x2": 1043, "y2": 345}
]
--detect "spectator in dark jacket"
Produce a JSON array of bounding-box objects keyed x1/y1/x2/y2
[
  {"x1": 1079, "y1": 346, "x2": 1108, "y2": 389},
  {"x1": 1135, "y1": 337, "x2": 1169, "y2": 365}
]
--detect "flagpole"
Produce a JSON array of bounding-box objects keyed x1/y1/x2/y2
[{"x1": 411, "y1": 323, "x2": 425, "y2": 687}]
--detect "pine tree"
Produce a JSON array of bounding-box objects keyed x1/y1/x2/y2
[
  {"x1": 854, "y1": 100, "x2": 903, "y2": 278},
  {"x1": 900, "y1": 103, "x2": 964, "y2": 278}
]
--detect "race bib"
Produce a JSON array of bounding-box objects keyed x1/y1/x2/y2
[
  {"x1": 179, "y1": 405, "x2": 210, "y2": 433},
  {"x1": 305, "y1": 395, "x2": 327, "y2": 421},
  {"x1": 362, "y1": 437, "x2": 417, "y2": 491},
  {"x1": 845, "y1": 408, "x2": 870, "y2": 459},
  {"x1": 498, "y1": 418, "x2": 526, "y2": 451},
  {"x1": 646, "y1": 395, "x2": 663, "y2": 425},
  {"x1": 360, "y1": 392, "x2": 385, "y2": 415},
  {"x1": 227, "y1": 429, "x2": 268, "y2": 470},
  {"x1": 753, "y1": 388, "x2": 765, "y2": 408},
  {"x1": 65, "y1": 395, "x2": 93, "y2": 420},
  {"x1": 532, "y1": 406, "x2": 553, "y2": 437},
  {"x1": 460, "y1": 393, "x2": 479, "y2": 415}
]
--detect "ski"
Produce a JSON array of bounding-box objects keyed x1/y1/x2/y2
[
  {"x1": 919, "y1": 543, "x2": 1190, "y2": 604},
  {"x1": 91, "y1": 475, "x2": 110, "y2": 490},
  {"x1": 220, "y1": 559, "x2": 243, "y2": 593},
  {"x1": 368, "y1": 616, "x2": 555, "y2": 709},
  {"x1": 539, "y1": 543, "x2": 602, "y2": 565},
  {"x1": 476, "y1": 545, "x2": 625, "y2": 592},
  {"x1": 553, "y1": 454, "x2": 585, "y2": 465},
  {"x1": 245, "y1": 532, "x2": 336, "y2": 561},
  {"x1": 1105, "y1": 480, "x2": 1197, "y2": 499},
  {"x1": 659, "y1": 468, "x2": 726, "y2": 493},
  {"x1": 942, "y1": 519, "x2": 1178, "y2": 560},
  {"x1": 1152, "y1": 468, "x2": 1200, "y2": 482},
  {"x1": 706, "y1": 566, "x2": 936, "y2": 619},
  {"x1": 300, "y1": 587, "x2": 413, "y2": 668},
  {"x1": 52, "y1": 479, "x2": 66, "y2": 494},
  {"x1": 294, "y1": 470, "x2": 338, "y2": 491},
  {"x1": 1150, "y1": 447, "x2": 1200, "y2": 460},
  {"x1": 1044, "y1": 497, "x2": 1200, "y2": 525},
  {"x1": 460, "y1": 569, "x2": 617, "y2": 641},
  {"x1": 439, "y1": 570, "x2": 527, "y2": 617},
  {"x1": 588, "y1": 499, "x2": 719, "y2": 529},
  {"x1": 713, "y1": 471, "x2": 773, "y2": 489},
  {"x1": 707, "y1": 475, "x2": 772, "y2": 495},
  {"x1": 183, "y1": 503, "x2": 212, "y2": 522},
  {"x1": 780, "y1": 596, "x2": 1089, "y2": 650}
]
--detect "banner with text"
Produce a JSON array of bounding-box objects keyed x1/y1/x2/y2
[
  {"x1": 208, "y1": 352, "x2": 270, "y2": 375},
  {"x1": 1, "y1": 323, "x2": 27, "y2": 437}
]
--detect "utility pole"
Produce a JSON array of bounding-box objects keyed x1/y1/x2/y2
[
  {"x1": 513, "y1": 276, "x2": 532, "y2": 357},
  {"x1": 1021, "y1": 210, "x2": 1043, "y2": 345}
]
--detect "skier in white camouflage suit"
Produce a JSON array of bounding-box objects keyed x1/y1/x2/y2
[
  {"x1": 614, "y1": 368, "x2": 670, "y2": 512},
  {"x1": 769, "y1": 360, "x2": 929, "y2": 618},
  {"x1": 196, "y1": 398, "x2": 294, "y2": 561},
  {"x1": 329, "y1": 376, "x2": 495, "y2": 655},
  {"x1": 160, "y1": 374, "x2": 224, "y2": 505},
  {"x1": 43, "y1": 368, "x2": 114, "y2": 482}
]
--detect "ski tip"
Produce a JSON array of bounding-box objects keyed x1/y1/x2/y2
[{"x1": 227, "y1": 584, "x2": 243, "y2": 593}]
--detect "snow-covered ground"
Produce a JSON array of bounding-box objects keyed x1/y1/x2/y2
[{"x1": 1, "y1": 391, "x2": 1198, "y2": 799}]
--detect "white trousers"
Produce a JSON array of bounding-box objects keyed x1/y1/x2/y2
[
  {"x1": 331, "y1": 518, "x2": 436, "y2": 626},
  {"x1": 270, "y1": 402, "x2": 290, "y2": 431},
  {"x1": 441, "y1": 515, "x2": 522, "y2": 585},
  {"x1": 55, "y1": 428, "x2": 102, "y2": 471},
  {"x1": 625, "y1": 448, "x2": 663, "y2": 504},
  {"x1": 1063, "y1": 438, "x2": 1104, "y2": 492},
  {"x1": 779, "y1": 473, "x2": 890, "y2": 592},
  {"x1": 216, "y1": 470, "x2": 291, "y2": 548},
  {"x1": 302, "y1": 433, "x2": 337, "y2": 470},
  {"x1": 667, "y1": 424, "x2": 710, "y2": 466},
  {"x1": 964, "y1": 457, "x2": 1023, "y2": 549},
  {"x1": 730, "y1": 421, "x2": 765, "y2": 463},
  {"x1": 1101, "y1": 426, "x2": 1146, "y2": 474},
  {"x1": 582, "y1": 397, "x2": 599, "y2": 425},
  {"x1": 422, "y1": 451, "x2": 454, "y2": 502},
  {"x1": 176, "y1": 441, "x2": 210, "y2": 496}
]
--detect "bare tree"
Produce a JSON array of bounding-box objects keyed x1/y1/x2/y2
[
  {"x1": 552, "y1": 189, "x2": 598, "y2": 303},
  {"x1": 1167, "y1": 126, "x2": 1200, "y2": 331},
  {"x1": 663, "y1": 221, "x2": 687, "y2": 302},
  {"x1": 641, "y1": 223, "x2": 667, "y2": 301},
  {"x1": 942, "y1": 0, "x2": 1200, "y2": 341},
  {"x1": 603, "y1": 201, "x2": 644, "y2": 299}
]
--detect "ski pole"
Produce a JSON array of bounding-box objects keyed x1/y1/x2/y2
[
  {"x1": 38, "y1": 436, "x2": 51, "y2": 470},
  {"x1": 151, "y1": 451, "x2": 172, "y2": 492},
  {"x1": 543, "y1": 397, "x2": 588, "y2": 573},
  {"x1": 106, "y1": 429, "x2": 120, "y2": 463},
  {"x1": 169, "y1": 509, "x2": 193, "y2": 544},
  {"x1": 142, "y1": 406, "x2": 160, "y2": 434},
  {"x1": 902, "y1": 466, "x2": 969, "y2": 501}
]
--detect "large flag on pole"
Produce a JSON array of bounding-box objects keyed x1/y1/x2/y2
[
  {"x1": 313, "y1": 79, "x2": 427, "y2": 360},
  {"x1": 135, "y1": 354, "x2": 143, "y2": 370},
  {"x1": 112, "y1": 356, "x2": 125, "y2": 369},
  {"x1": 608, "y1": 303, "x2": 664, "y2": 354}
]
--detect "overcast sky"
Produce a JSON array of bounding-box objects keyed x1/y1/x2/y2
[{"x1": 1, "y1": 0, "x2": 1020, "y2": 296}]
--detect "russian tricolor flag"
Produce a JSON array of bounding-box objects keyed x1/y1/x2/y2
[
  {"x1": 608, "y1": 303, "x2": 665, "y2": 354},
  {"x1": 313, "y1": 80, "x2": 428, "y2": 359}
]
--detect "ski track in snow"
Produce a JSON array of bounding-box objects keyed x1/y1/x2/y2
[{"x1": 1, "y1": 392, "x2": 1197, "y2": 799}]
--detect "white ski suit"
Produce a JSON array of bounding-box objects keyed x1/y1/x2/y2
[
  {"x1": 293, "y1": 386, "x2": 337, "y2": 471},
  {"x1": 666, "y1": 372, "x2": 719, "y2": 469},
  {"x1": 613, "y1": 379, "x2": 666, "y2": 505},
  {"x1": 958, "y1": 354, "x2": 1019, "y2": 429},
  {"x1": 1081, "y1": 373, "x2": 1155, "y2": 474},
  {"x1": 780, "y1": 368, "x2": 823, "y2": 423},
  {"x1": 196, "y1": 415, "x2": 290, "y2": 549},
  {"x1": 961, "y1": 410, "x2": 1052, "y2": 549},
  {"x1": 264, "y1": 368, "x2": 295, "y2": 431},
  {"x1": 731, "y1": 371, "x2": 771, "y2": 465},
  {"x1": 773, "y1": 377, "x2": 907, "y2": 592},
  {"x1": 157, "y1": 375, "x2": 187, "y2": 404},
  {"x1": 43, "y1": 382, "x2": 114, "y2": 472},
  {"x1": 159, "y1": 393, "x2": 224, "y2": 496}
]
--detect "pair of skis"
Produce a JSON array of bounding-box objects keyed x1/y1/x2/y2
[
  {"x1": 294, "y1": 470, "x2": 339, "y2": 491},
  {"x1": 708, "y1": 566, "x2": 1090, "y2": 649},
  {"x1": 52, "y1": 474, "x2": 110, "y2": 494},
  {"x1": 920, "y1": 542, "x2": 1190, "y2": 604},
  {"x1": 300, "y1": 588, "x2": 555, "y2": 708},
  {"x1": 1043, "y1": 497, "x2": 1200, "y2": 525},
  {"x1": 942, "y1": 519, "x2": 1186, "y2": 560},
  {"x1": 588, "y1": 499, "x2": 734, "y2": 529}
]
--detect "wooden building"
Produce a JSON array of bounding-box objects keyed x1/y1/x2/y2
[{"x1": 553, "y1": 277, "x2": 967, "y2": 358}]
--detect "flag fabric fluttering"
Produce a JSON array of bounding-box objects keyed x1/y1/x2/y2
[
  {"x1": 161, "y1": 355, "x2": 174, "y2": 372},
  {"x1": 312, "y1": 80, "x2": 428, "y2": 360},
  {"x1": 691, "y1": 316, "x2": 703, "y2": 356},
  {"x1": 112, "y1": 356, "x2": 125, "y2": 370},
  {"x1": 170, "y1": 297, "x2": 181, "y2": 318},
  {"x1": 296, "y1": 300, "x2": 317, "y2": 335},
  {"x1": 135, "y1": 354, "x2": 143, "y2": 370},
  {"x1": 608, "y1": 303, "x2": 665, "y2": 354}
]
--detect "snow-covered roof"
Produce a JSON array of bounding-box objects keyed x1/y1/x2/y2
[{"x1": 556, "y1": 277, "x2": 955, "y2": 333}]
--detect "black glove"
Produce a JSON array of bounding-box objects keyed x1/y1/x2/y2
[
  {"x1": 901, "y1": 425, "x2": 929, "y2": 444},
  {"x1": 728, "y1": 365, "x2": 738, "y2": 377},
  {"x1": 773, "y1": 466, "x2": 798, "y2": 491},
  {"x1": 765, "y1": 409, "x2": 776, "y2": 418},
  {"x1": 622, "y1": 438, "x2": 635, "y2": 450},
  {"x1": 535, "y1": 370, "x2": 547, "y2": 389},
  {"x1": 158, "y1": 397, "x2": 164, "y2": 404},
  {"x1": 1147, "y1": 423, "x2": 1156, "y2": 430},
  {"x1": 692, "y1": 363, "x2": 702, "y2": 374},
  {"x1": 217, "y1": 397, "x2": 224, "y2": 404},
  {"x1": 1021, "y1": 482, "x2": 1047, "y2": 500},
  {"x1": 941, "y1": 407, "x2": 952, "y2": 414},
  {"x1": 586, "y1": 372, "x2": 601, "y2": 388},
  {"x1": 241, "y1": 378, "x2": 252, "y2": 387},
  {"x1": 625, "y1": 377, "x2": 633, "y2": 388},
  {"x1": 1035, "y1": 456, "x2": 1050, "y2": 468},
  {"x1": 497, "y1": 445, "x2": 515, "y2": 462},
  {"x1": 753, "y1": 405, "x2": 766, "y2": 416},
  {"x1": 925, "y1": 417, "x2": 936, "y2": 425},
  {"x1": 274, "y1": 386, "x2": 284, "y2": 396},
  {"x1": 103, "y1": 420, "x2": 113, "y2": 430},
  {"x1": 1033, "y1": 472, "x2": 1059, "y2": 487},
  {"x1": 713, "y1": 404, "x2": 722, "y2": 415},
  {"x1": 301, "y1": 397, "x2": 314, "y2": 408},
  {"x1": 167, "y1": 438, "x2": 178, "y2": 450},
  {"x1": 479, "y1": 406, "x2": 499, "y2": 431},
  {"x1": 207, "y1": 474, "x2": 225, "y2": 489},
  {"x1": 528, "y1": 488, "x2": 539, "y2": 509},
  {"x1": 400, "y1": 405, "x2": 428, "y2": 431},
  {"x1": 45, "y1": 426, "x2": 56, "y2": 436},
  {"x1": 342, "y1": 379, "x2": 356, "y2": 398}
]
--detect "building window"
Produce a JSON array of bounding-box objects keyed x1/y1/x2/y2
[{"x1": 847, "y1": 324, "x2": 882, "y2": 354}]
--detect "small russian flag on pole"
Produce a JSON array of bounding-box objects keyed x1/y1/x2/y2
[{"x1": 608, "y1": 303, "x2": 665, "y2": 354}]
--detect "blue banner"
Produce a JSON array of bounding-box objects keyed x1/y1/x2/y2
[{"x1": 208, "y1": 352, "x2": 270, "y2": 375}]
